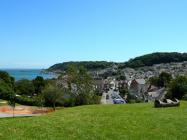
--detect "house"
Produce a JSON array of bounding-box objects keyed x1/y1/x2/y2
[
  {"x1": 94, "y1": 77, "x2": 104, "y2": 93},
  {"x1": 129, "y1": 79, "x2": 147, "y2": 99},
  {"x1": 148, "y1": 88, "x2": 166, "y2": 101},
  {"x1": 118, "y1": 80, "x2": 128, "y2": 89},
  {"x1": 109, "y1": 81, "x2": 116, "y2": 90},
  {"x1": 147, "y1": 85, "x2": 159, "y2": 92}
]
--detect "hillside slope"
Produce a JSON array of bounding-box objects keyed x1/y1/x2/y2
[
  {"x1": 48, "y1": 52, "x2": 187, "y2": 72},
  {"x1": 0, "y1": 102, "x2": 187, "y2": 140},
  {"x1": 122, "y1": 52, "x2": 187, "y2": 68},
  {"x1": 48, "y1": 61, "x2": 115, "y2": 72}
]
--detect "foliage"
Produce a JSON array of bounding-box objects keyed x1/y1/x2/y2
[
  {"x1": 0, "y1": 71, "x2": 16, "y2": 112},
  {"x1": 167, "y1": 76, "x2": 187, "y2": 99},
  {"x1": 0, "y1": 71, "x2": 15, "y2": 87},
  {"x1": 125, "y1": 93, "x2": 144, "y2": 103},
  {"x1": 15, "y1": 96, "x2": 38, "y2": 106},
  {"x1": 61, "y1": 94, "x2": 76, "y2": 107},
  {"x1": 149, "y1": 77, "x2": 160, "y2": 86},
  {"x1": 0, "y1": 81, "x2": 15, "y2": 100},
  {"x1": 94, "y1": 89, "x2": 102, "y2": 96},
  {"x1": 183, "y1": 94, "x2": 187, "y2": 100},
  {"x1": 48, "y1": 61, "x2": 115, "y2": 72},
  {"x1": 43, "y1": 84, "x2": 64, "y2": 110},
  {"x1": 15, "y1": 79, "x2": 35, "y2": 96},
  {"x1": 8, "y1": 92, "x2": 16, "y2": 117},
  {"x1": 116, "y1": 75, "x2": 126, "y2": 81},
  {"x1": 119, "y1": 87, "x2": 128, "y2": 98},
  {"x1": 32, "y1": 76, "x2": 46, "y2": 94},
  {"x1": 66, "y1": 65, "x2": 100, "y2": 106},
  {"x1": 158, "y1": 72, "x2": 172, "y2": 87},
  {"x1": 149, "y1": 72, "x2": 172, "y2": 87},
  {"x1": 120, "y1": 52, "x2": 187, "y2": 68},
  {"x1": 48, "y1": 53, "x2": 187, "y2": 74}
]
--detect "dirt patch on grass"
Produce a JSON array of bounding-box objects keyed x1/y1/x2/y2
[{"x1": 0, "y1": 106, "x2": 54, "y2": 115}]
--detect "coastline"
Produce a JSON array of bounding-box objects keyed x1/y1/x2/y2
[{"x1": 0, "y1": 69, "x2": 58, "y2": 81}]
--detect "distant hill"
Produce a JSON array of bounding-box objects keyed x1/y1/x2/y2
[
  {"x1": 48, "y1": 61, "x2": 115, "y2": 72},
  {"x1": 48, "y1": 52, "x2": 187, "y2": 72},
  {"x1": 121, "y1": 52, "x2": 187, "y2": 68}
]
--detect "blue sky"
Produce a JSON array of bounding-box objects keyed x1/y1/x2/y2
[{"x1": 0, "y1": 0, "x2": 187, "y2": 68}]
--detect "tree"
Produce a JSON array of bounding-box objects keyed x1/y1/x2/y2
[
  {"x1": 0, "y1": 71, "x2": 15, "y2": 100},
  {"x1": 15, "y1": 80, "x2": 35, "y2": 96},
  {"x1": 149, "y1": 76, "x2": 160, "y2": 87},
  {"x1": 119, "y1": 87, "x2": 128, "y2": 98},
  {"x1": 8, "y1": 92, "x2": 16, "y2": 118},
  {"x1": 167, "y1": 76, "x2": 187, "y2": 99},
  {"x1": 66, "y1": 65, "x2": 77, "y2": 90},
  {"x1": 124, "y1": 52, "x2": 187, "y2": 68},
  {"x1": 43, "y1": 84, "x2": 64, "y2": 110},
  {"x1": 0, "y1": 71, "x2": 15, "y2": 87},
  {"x1": 66, "y1": 66, "x2": 98, "y2": 105},
  {"x1": 158, "y1": 72, "x2": 172, "y2": 87},
  {"x1": 149, "y1": 72, "x2": 172, "y2": 87},
  {"x1": 0, "y1": 81, "x2": 14, "y2": 100},
  {"x1": 117, "y1": 75, "x2": 126, "y2": 81},
  {"x1": 32, "y1": 76, "x2": 46, "y2": 94}
]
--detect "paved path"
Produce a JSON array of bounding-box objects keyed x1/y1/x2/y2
[
  {"x1": 101, "y1": 89, "x2": 126, "y2": 104},
  {"x1": 0, "y1": 112, "x2": 41, "y2": 118},
  {"x1": 101, "y1": 90, "x2": 114, "y2": 104},
  {"x1": 101, "y1": 92, "x2": 107, "y2": 104},
  {"x1": 106, "y1": 90, "x2": 115, "y2": 104}
]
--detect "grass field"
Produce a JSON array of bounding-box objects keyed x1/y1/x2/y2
[{"x1": 0, "y1": 102, "x2": 187, "y2": 140}]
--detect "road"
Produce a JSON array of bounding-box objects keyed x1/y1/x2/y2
[
  {"x1": 101, "y1": 89, "x2": 126, "y2": 104},
  {"x1": 0, "y1": 113, "x2": 40, "y2": 118},
  {"x1": 101, "y1": 92, "x2": 107, "y2": 104}
]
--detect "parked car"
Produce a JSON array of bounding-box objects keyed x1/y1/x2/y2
[{"x1": 113, "y1": 99, "x2": 125, "y2": 104}]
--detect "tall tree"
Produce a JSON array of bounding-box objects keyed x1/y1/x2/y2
[
  {"x1": 43, "y1": 84, "x2": 64, "y2": 110},
  {"x1": 15, "y1": 80, "x2": 35, "y2": 96},
  {"x1": 0, "y1": 71, "x2": 15, "y2": 100},
  {"x1": 167, "y1": 76, "x2": 187, "y2": 99},
  {"x1": 66, "y1": 66, "x2": 98, "y2": 105},
  {"x1": 149, "y1": 72, "x2": 172, "y2": 87},
  {"x1": 8, "y1": 91, "x2": 16, "y2": 118},
  {"x1": 159, "y1": 72, "x2": 172, "y2": 87},
  {"x1": 33, "y1": 76, "x2": 46, "y2": 94}
]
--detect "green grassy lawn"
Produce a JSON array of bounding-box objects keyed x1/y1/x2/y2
[{"x1": 0, "y1": 102, "x2": 187, "y2": 140}]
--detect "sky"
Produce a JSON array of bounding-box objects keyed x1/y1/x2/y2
[{"x1": 0, "y1": 0, "x2": 187, "y2": 68}]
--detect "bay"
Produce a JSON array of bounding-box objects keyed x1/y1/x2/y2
[{"x1": 1, "y1": 69, "x2": 57, "y2": 81}]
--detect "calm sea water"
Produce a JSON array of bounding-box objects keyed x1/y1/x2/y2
[{"x1": 1, "y1": 69, "x2": 57, "y2": 81}]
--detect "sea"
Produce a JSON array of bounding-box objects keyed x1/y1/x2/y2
[{"x1": 1, "y1": 69, "x2": 57, "y2": 81}]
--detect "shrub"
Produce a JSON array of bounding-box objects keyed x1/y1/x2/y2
[
  {"x1": 182, "y1": 94, "x2": 187, "y2": 100},
  {"x1": 43, "y1": 84, "x2": 64, "y2": 110},
  {"x1": 15, "y1": 80, "x2": 35, "y2": 96},
  {"x1": 168, "y1": 76, "x2": 187, "y2": 99},
  {"x1": 0, "y1": 81, "x2": 15, "y2": 100},
  {"x1": 15, "y1": 96, "x2": 38, "y2": 106}
]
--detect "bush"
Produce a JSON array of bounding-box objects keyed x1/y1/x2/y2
[
  {"x1": 15, "y1": 96, "x2": 38, "y2": 106},
  {"x1": 168, "y1": 76, "x2": 187, "y2": 99},
  {"x1": 0, "y1": 82, "x2": 15, "y2": 100},
  {"x1": 62, "y1": 96, "x2": 76, "y2": 107},
  {"x1": 43, "y1": 84, "x2": 64, "y2": 110},
  {"x1": 182, "y1": 94, "x2": 187, "y2": 100},
  {"x1": 15, "y1": 80, "x2": 35, "y2": 96},
  {"x1": 128, "y1": 100, "x2": 136, "y2": 104},
  {"x1": 32, "y1": 76, "x2": 46, "y2": 94}
]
